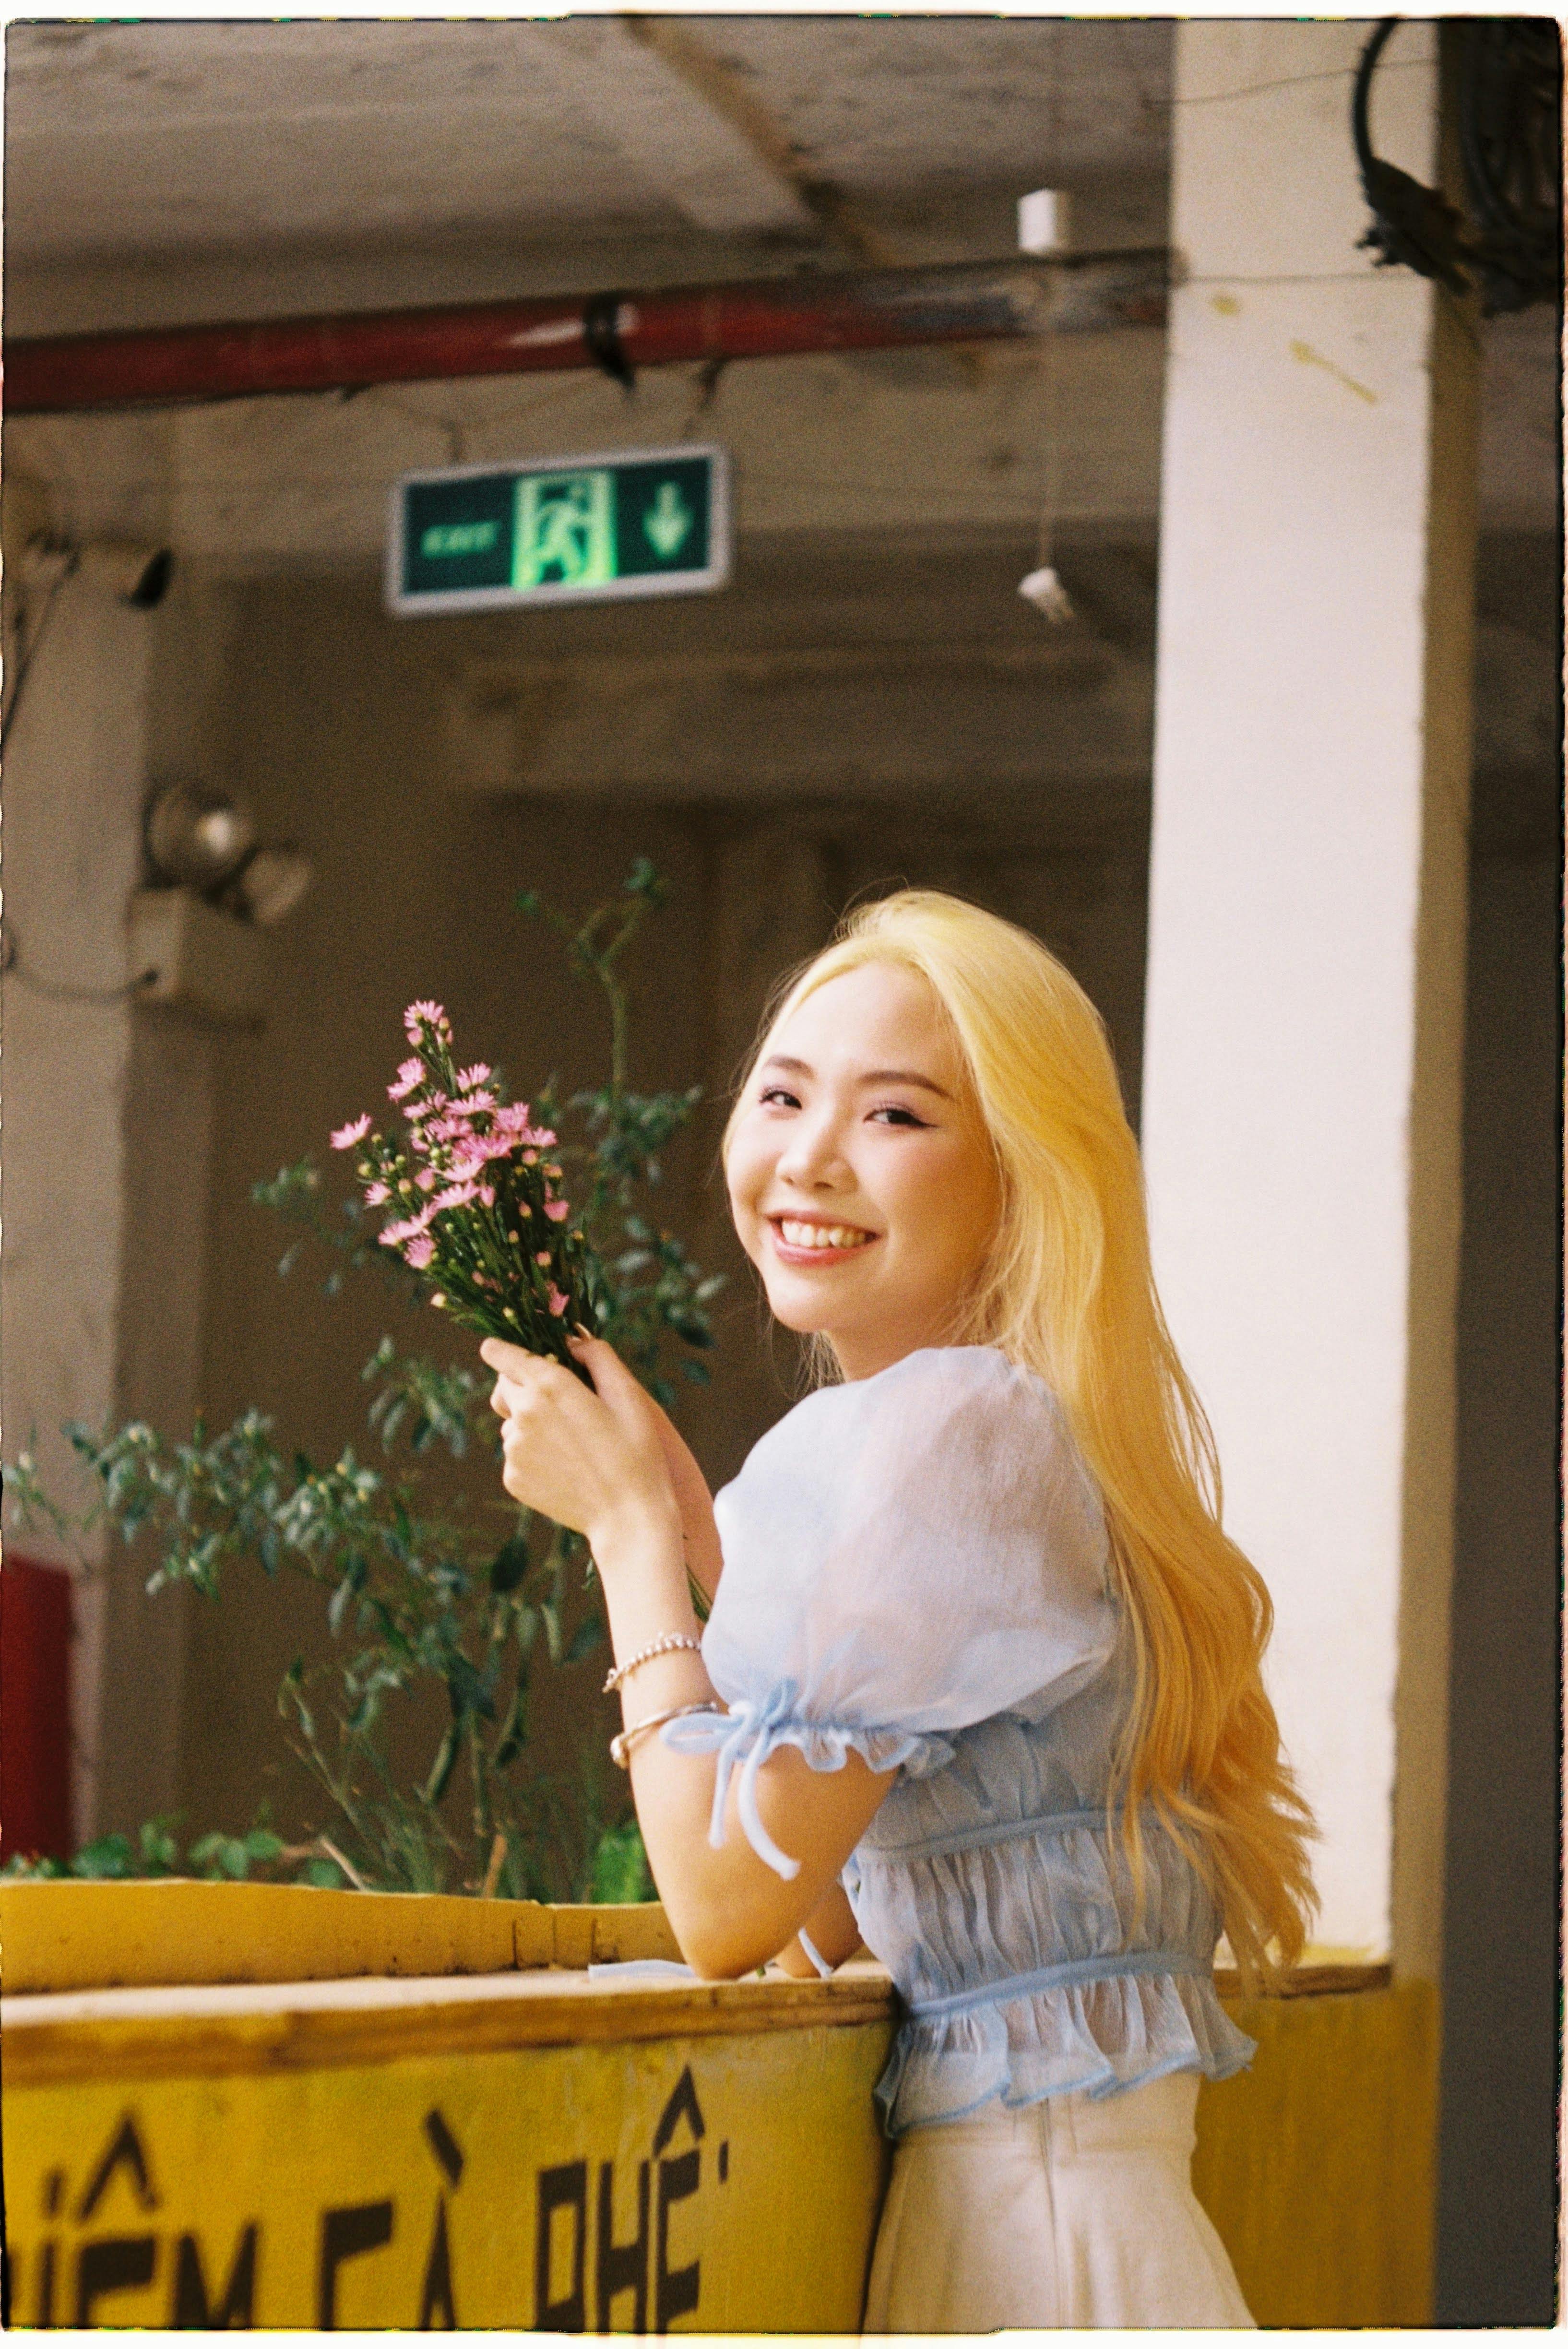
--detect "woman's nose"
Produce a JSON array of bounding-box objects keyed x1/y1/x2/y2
[{"x1": 776, "y1": 1111, "x2": 850, "y2": 1187}]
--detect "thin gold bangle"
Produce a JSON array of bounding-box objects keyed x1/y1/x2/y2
[{"x1": 609, "y1": 1699, "x2": 721, "y2": 1771}]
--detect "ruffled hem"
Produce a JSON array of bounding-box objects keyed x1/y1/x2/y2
[
  {"x1": 875, "y1": 1969, "x2": 1254, "y2": 2138},
  {"x1": 661, "y1": 1679, "x2": 954, "y2": 1879}
]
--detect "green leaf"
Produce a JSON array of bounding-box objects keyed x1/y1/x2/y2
[
  {"x1": 71, "y1": 1832, "x2": 137, "y2": 1881},
  {"x1": 565, "y1": 1612, "x2": 604, "y2": 1665},
  {"x1": 328, "y1": 1553, "x2": 369, "y2": 1636},
  {"x1": 137, "y1": 1817, "x2": 183, "y2": 1873},
  {"x1": 489, "y1": 1531, "x2": 531, "y2": 1595},
  {"x1": 423, "y1": 1721, "x2": 461, "y2": 1806},
  {"x1": 190, "y1": 1832, "x2": 253, "y2": 1881},
  {"x1": 591, "y1": 1815, "x2": 654, "y2": 1904},
  {"x1": 298, "y1": 1856, "x2": 344, "y2": 1889},
  {"x1": 444, "y1": 1651, "x2": 495, "y2": 1723},
  {"x1": 492, "y1": 1682, "x2": 529, "y2": 1770}
]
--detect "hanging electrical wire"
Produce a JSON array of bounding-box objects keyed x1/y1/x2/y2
[{"x1": 1353, "y1": 17, "x2": 1561, "y2": 315}]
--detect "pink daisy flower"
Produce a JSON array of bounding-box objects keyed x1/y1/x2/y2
[
  {"x1": 379, "y1": 1214, "x2": 429, "y2": 1248},
  {"x1": 454, "y1": 1063, "x2": 492, "y2": 1093},
  {"x1": 365, "y1": 1181, "x2": 390, "y2": 1206},
  {"x1": 331, "y1": 1114, "x2": 372, "y2": 1151},
  {"x1": 431, "y1": 1182, "x2": 479, "y2": 1214},
  {"x1": 388, "y1": 1057, "x2": 427, "y2": 1102},
  {"x1": 544, "y1": 1198, "x2": 570, "y2": 1222},
  {"x1": 404, "y1": 1000, "x2": 447, "y2": 1036},
  {"x1": 404, "y1": 1233, "x2": 436, "y2": 1269},
  {"x1": 451, "y1": 1132, "x2": 513, "y2": 1173},
  {"x1": 422, "y1": 1117, "x2": 460, "y2": 1144},
  {"x1": 547, "y1": 1286, "x2": 570, "y2": 1317}
]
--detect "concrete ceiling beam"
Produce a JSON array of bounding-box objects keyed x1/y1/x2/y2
[{"x1": 516, "y1": 18, "x2": 818, "y2": 243}]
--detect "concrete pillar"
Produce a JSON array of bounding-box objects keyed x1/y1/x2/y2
[
  {"x1": 2, "y1": 470, "x2": 226, "y2": 1842},
  {"x1": 2, "y1": 551, "x2": 153, "y2": 1839},
  {"x1": 1141, "y1": 24, "x2": 1477, "y2": 1975}
]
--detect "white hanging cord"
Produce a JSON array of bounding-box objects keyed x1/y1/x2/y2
[
  {"x1": 1017, "y1": 322, "x2": 1074, "y2": 624},
  {"x1": 1018, "y1": 26, "x2": 1076, "y2": 626}
]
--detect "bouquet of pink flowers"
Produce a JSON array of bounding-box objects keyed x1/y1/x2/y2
[{"x1": 332, "y1": 1000, "x2": 593, "y2": 1366}]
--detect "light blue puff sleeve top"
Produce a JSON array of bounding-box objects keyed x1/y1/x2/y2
[{"x1": 663, "y1": 1345, "x2": 1255, "y2": 2137}]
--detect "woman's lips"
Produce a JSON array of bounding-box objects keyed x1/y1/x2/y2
[{"x1": 768, "y1": 1215, "x2": 878, "y2": 1265}]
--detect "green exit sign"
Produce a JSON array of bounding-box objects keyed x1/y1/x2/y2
[{"x1": 386, "y1": 445, "x2": 730, "y2": 615}]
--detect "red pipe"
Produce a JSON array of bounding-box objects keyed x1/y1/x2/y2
[{"x1": 5, "y1": 250, "x2": 1168, "y2": 417}]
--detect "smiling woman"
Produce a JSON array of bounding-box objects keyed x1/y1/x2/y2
[{"x1": 483, "y1": 887, "x2": 1314, "y2": 2332}]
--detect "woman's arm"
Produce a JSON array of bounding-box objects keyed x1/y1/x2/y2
[
  {"x1": 641, "y1": 1388, "x2": 724, "y2": 1606},
  {"x1": 482, "y1": 1335, "x2": 894, "y2": 1979},
  {"x1": 772, "y1": 1884, "x2": 863, "y2": 1978}
]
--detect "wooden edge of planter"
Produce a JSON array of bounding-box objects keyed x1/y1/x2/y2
[
  {"x1": 1214, "y1": 1958, "x2": 1393, "y2": 2001},
  {"x1": 0, "y1": 1880, "x2": 1393, "y2": 2010},
  {"x1": 0, "y1": 1877, "x2": 683, "y2": 1995},
  {"x1": 0, "y1": 1962, "x2": 902, "y2": 2086}
]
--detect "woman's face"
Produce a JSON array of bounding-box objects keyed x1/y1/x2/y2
[{"x1": 726, "y1": 961, "x2": 1002, "y2": 1381}]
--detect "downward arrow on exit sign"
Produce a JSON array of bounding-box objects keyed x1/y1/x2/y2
[
  {"x1": 643, "y1": 481, "x2": 694, "y2": 561},
  {"x1": 387, "y1": 445, "x2": 730, "y2": 615}
]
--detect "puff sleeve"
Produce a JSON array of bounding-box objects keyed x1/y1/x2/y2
[{"x1": 661, "y1": 1345, "x2": 1115, "y2": 1878}]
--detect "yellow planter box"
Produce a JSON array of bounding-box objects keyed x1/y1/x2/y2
[{"x1": 0, "y1": 1883, "x2": 1434, "y2": 2330}]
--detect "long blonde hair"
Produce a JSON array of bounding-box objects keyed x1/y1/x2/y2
[{"x1": 725, "y1": 888, "x2": 1316, "y2": 1982}]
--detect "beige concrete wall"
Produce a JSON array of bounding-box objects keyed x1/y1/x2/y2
[{"x1": 166, "y1": 542, "x2": 1153, "y2": 1849}]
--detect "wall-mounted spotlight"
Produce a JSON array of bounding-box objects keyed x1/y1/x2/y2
[
  {"x1": 142, "y1": 783, "x2": 313, "y2": 929},
  {"x1": 133, "y1": 785, "x2": 313, "y2": 1024},
  {"x1": 144, "y1": 783, "x2": 254, "y2": 891},
  {"x1": 230, "y1": 845, "x2": 314, "y2": 928}
]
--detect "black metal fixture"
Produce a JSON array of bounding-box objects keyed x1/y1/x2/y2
[{"x1": 1353, "y1": 17, "x2": 1562, "y2": 316}]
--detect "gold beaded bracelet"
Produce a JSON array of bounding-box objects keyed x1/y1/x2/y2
[{"x1": 603, "y1": 1631, "x2": 704, "y2": 1696}]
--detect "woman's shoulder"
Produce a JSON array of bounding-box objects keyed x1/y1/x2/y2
[
  {"x1": 715, "y1": 1343, "x2": 1097, "y2": 1544},
  {"x1": 743, "y1": 1344, "x2": 1064, "y2": 1456},
  {"x1": 704, "y1": 1341, "x2": 1116, "y2": 1735}
]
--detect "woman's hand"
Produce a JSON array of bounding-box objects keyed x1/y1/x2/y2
[{"x1": 481, "y1": 1333, "x2": 676, "y2": 1553}]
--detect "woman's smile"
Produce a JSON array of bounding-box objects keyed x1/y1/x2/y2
[{"x1": 769, "y1": 1215, "x2": 880, "y2": 1262}]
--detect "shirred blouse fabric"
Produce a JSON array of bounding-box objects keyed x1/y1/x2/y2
[{"x1": 663, "y1": 1344, "x2": 1255, "y2": 2139}]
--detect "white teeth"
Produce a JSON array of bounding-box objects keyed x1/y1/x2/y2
[{"x1": 778, "y1": 1220, "x2": 871, "y2": 1251}]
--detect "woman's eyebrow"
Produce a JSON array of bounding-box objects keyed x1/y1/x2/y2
[
  {"x1": 758, "y1": 1053, "x2": 953, "y2": 1101},
  {"x1": 860, "y1": 1068, "x2": 953, "y2": 1099}
]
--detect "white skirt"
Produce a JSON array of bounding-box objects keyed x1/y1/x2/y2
[{"x1": 862, "y1": 2071, "x2": 1254, "y2": 2332}]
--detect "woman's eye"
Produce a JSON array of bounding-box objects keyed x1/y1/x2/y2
[
  {"x1": 869, "y1": 1104, "x2": 930, "y2": 1128},
  {"x1": 758, "y1": 1086, "x2": 801, "y2": 1110}
]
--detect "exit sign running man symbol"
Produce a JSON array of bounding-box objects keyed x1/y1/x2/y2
[{"x1": 387, "y1": 446, "x2": 730, "y2": 616}]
